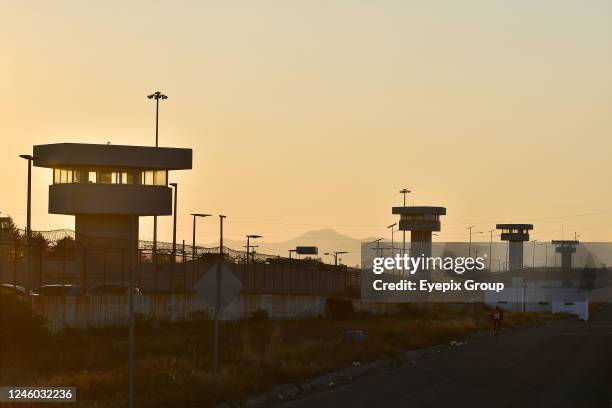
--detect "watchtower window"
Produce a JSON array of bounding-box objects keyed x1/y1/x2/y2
[
  {"x1": 141, "y1": 170, "x2": 167, "y2": 186},
  {"x1": 53, "y1": 169, "x2": 73, "y2": 184}
]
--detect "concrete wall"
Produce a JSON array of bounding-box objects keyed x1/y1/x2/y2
[
  {"x1": 485, "y1": 286, "x2": 589, "y2": 320},
  {"x1": 32, "y1": 293, "x2": 325, "y2": 332},
  {"x1": 31, "y1": 294, "x2": 398, "y2": 332}
]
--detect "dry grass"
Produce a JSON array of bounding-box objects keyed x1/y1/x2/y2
[{"x1": 0, "y1": 304, "x2": 559, "y2": 407}]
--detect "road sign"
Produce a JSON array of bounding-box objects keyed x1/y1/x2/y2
[
  {"x1": 296, "y1": 246, "x2": 318, "y2": 255},
  {"x1": 194, "y1": 260, "x2": 242, "y2": 311}
]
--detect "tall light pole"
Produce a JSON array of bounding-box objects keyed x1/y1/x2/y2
[
  {"x1": 147, "y1": 91, "x2": 168, "y2": 277},
  {"x1": 467, "y1": 226, "x2": 483, "y2": 258},
  {"x1": 387, "y1": 223, "x2": 397, "y2": 257},
  {"x1": 190, "y1": 213, "x2": 211, "y2": 260},
  {"x1": 245, "y1": 234, "x2": 262, "y2": 265},
  {"x1": 19, "y1": 154, "x2": 35, "y2": 242},
  {"x1": 399, "y1": 189, "x2": 410, "y2": 256},
  {"x1": 147, "y1": 90, "x2": 168, "y2": 147}
]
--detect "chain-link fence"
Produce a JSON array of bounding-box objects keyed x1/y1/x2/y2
[{"x1": 0, "y1": 229, "x2": 360, "y2": 297}]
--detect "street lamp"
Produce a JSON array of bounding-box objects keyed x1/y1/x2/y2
[
  {"x1": 147, "y1": 91, "x2": 168, "y2": 277},
  {"x1": 399, "y1": 188, "x2": 410, "y2": 256},
  {"x1": 324, "y1": 251, "x2": 348, "y2": 266},
  {"x1": 19, "y1": 154, "x2": 36, "y2": 242},
  {"x1": 190, "y1": 213, "x2": 211, "y2": 260},
  {"x1": 387, "y1": 223, "x2": 397, "y2": 257},
  {"x1": 169, "y1": 183, "x2": 178, "y2": 291},
  {"x1": 372, "y1": 238, "x2": 384, "y2": 257},
  {"x1": 169, "y1": 183, "x2": 178, "y2": 255},
  {"x1": 147, "y1": 91, "x2": 168, "y2": 148},
  {"x1": 245, "y1": 234, "x2": 262, "y2": 264},
  {"x1": 467, "y1": 226, "x2": 483, "y2": 258}
]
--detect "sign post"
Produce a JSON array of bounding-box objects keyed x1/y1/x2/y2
[{"x1": 193, "y1": 215, "x2": 243, "y2": 383}]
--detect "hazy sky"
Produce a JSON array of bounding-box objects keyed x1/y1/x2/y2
[{"x1": 2, "y1": 1, "x2": 611, "y2": 250}]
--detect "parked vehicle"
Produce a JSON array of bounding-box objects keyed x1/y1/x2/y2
[
  {"x1": 89, "y1": 283, "x2": 142, "y2": 296},
  {"x1": 0, "y1": 283, "x2": 27, "y2": 296},
  {"x1": 30, "y1": 284, "x2": 85, "y2": 296}
]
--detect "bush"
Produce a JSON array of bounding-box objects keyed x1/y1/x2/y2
[
  {"x1": 326, "y1": 297, "x2": 354, "y2": 320},
  {"x1": 0, "y1": 292, "x2": 49, "y2": 346},
  {"x1": 251, "y1": 309, "x2": 269, "y2": 322}
]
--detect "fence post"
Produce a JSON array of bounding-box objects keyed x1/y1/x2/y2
[
  {"x1": 38, "y1": 246, "x2": 43, "y2": 288},
  {"x1": 13, "y1": 242, "x2": 18, "y2": 288},
  {"x1": 153, "y1": 249, "x2": 158, "y2": 293},
  {"x1": 82, "y1": 247, "x2": 87, "y2": 290},
  {"x1": 120, "y1": 249, "x2": 125, "y2": 286},
  {"x1": 182, "y1": 249, "x2": 186, "y2": 292},
  {"x1": 103, "y1": 249, "x2": 107, "y2": 285},
  {"x1": 170, "y1": 251, "x2": 175, "y2": 293},
  {"x1": 138, "y1": 249, "x2": 142, "y2": 287},
  {"x1": 62, "y1": 241, "x2": 67, "y2": 286}
]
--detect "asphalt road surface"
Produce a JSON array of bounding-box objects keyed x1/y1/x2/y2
[{"x1": 280, "y1": 307, "x2": 612, "y2": 408}]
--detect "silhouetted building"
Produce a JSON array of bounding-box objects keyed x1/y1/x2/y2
[
  {"x1": 552, "y1": 240, "x2": 579, "y2": 270},
  {"x1": 497, "y1": 224, "x2": 533, "y2": 270},
  {"x1": 392, "y1": 206, "x2": 446, "y2": 259},
  {"x1": 33, "y1": 143, "x2": 192, "y2": 283}
]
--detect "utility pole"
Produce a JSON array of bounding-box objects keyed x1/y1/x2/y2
[
  {"x1": 387, "y1": 223, "x2": 397, "y2": 258},
  {"x1": 372, "y1": 238, "x2": 384, "y2": 258},
  {"x1": 19, "y1": 155, "x2": 35, "y2": 241},
  {"x1": 399, "y1": 189, "x2": 410, "y2": 256},
  {"x1": 467, "y1": 226, "x2": 482, "y2": 258},
  {"x1": 191, "y1": 213, "x2": 211, "y2": 286},
  {"x1": 213, "y1": 214, "x2": 226, "y2": 383},
  {"x1": 488, "y1": 229, "x2": 495, "y2": 270}
]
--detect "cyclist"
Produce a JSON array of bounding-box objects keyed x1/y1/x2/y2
[{"x1": 491, "y1": 306, "x2": 504, "y2": 338}]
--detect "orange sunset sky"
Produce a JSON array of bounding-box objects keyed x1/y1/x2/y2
[{"x1": 2, "y1": 1, "x2": 611, "y2": 249}]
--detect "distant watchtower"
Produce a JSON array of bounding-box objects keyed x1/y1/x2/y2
[
  {"x1": 32, "y1": 143, "x2": 192, "y2": 276},
  {"x1": 496, "y1": 224, "x2": 533, "y2": 270},
  {"x1": 552, "y1": 240, "x2": 579, "y2": 270},
  {"x1": 0, "y1": 216, "x2": 12, "y2": 242},
  {"x1": 392, "y1": 206, "x2": 446, "y2": 259}
]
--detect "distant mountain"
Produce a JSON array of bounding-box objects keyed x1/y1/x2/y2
[{"x1": 207, "y1": 229, "x2": 380, "y2": 268}]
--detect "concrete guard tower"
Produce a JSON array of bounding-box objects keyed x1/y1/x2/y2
[
  {"x1": 552, "y1": 240, "x2": 579, "y2": 271},
  {"x1": 496, "y1": 224, "x2": 533, "y2": 271},
  {"x1": 391, "y1": 206, "x2": 446, "y2": 259},
  {"x1": 33, "y1": 143, "x2": 192, "y2": 282}
]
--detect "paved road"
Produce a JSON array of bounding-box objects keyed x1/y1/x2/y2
[{"x1": 280, "y1": 307, "x2": 612, "y2": 408}]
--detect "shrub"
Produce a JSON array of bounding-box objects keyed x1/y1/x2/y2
[
  {"x1": 251, "y1": 309, "x2": 269, "y2": 322},
  {"x1": 326, "y1": 297, "x2": 354, "y2": 320},
  {"x1": 0, "y1": 292, "x2": 49, "y2": 346}
]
